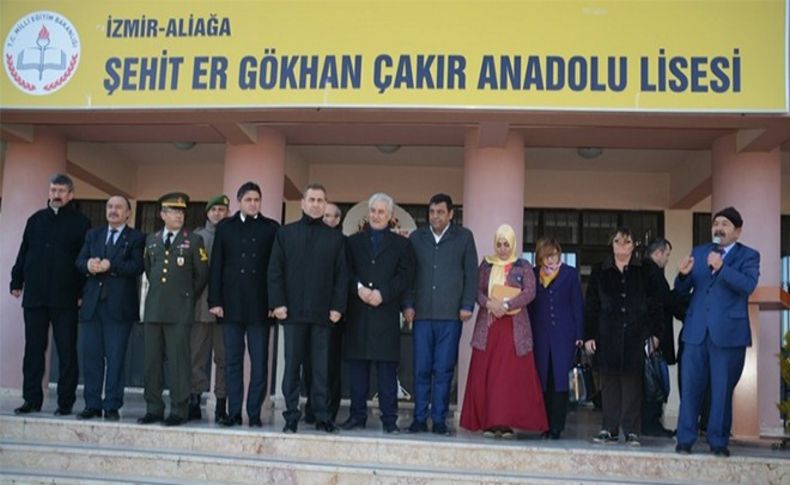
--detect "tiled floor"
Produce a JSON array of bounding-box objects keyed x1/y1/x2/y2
[{"x1": 2, "y1": 388, "x2": 787, "y2": 459}]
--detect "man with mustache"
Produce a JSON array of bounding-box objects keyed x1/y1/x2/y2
[
  {"x1": 10, "y1": 173, "x2": 91, "y2": 416},
  {"x1": 674, "y1": 207, "x2": 760, "y2": 457},
  {"x1": 75, "y1": 195, "x2": 145, "y2": 421}
]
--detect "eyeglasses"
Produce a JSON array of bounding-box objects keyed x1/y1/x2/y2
[{"x1": 496, "y1": 242, "x2": 510, "y2": 248}]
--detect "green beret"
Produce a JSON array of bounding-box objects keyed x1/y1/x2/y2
[
  {"x1": 205, "y1": 194, "x2": 230, "y2": 212},
  {"x1": 159, "y1": 192, "x2": 189, "y2": 209}
]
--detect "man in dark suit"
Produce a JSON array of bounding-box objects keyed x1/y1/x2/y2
[
  {"x1": 675, "y1": 207, "x2": 760, "y2": 457},
  {"x1": 269, "y1": 183, "x2": 348, "y2": 434},
  {"x1": 10, "y1": 173, "x2": 90, "y2": 416},
  {"x1": 403, "y1": 193, "x2": 478, "y2": 436},
  {"x1": 208, "y1": 182, "x2": 279, "y2": 427},
  {"x1": 139, "y1": 193, "x2": 209, "y2": 427},
  {"x1": 341, "y1": 193, "x2": 414, "y2": 434},
  {"x1": 75, "y1": 195, "x2": 145, "y2": 421}
]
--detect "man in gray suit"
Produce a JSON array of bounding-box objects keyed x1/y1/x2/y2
[{"x1": 403, "y1": 193, "x2": 478, "y2": 436}]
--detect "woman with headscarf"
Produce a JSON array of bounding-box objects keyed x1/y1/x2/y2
[
  {"x1": 460, "y1": 224, "x2": 547, "y2": 438},
  {"x1": 528, "y1": 238, "x2": 584, "y2": 440}
]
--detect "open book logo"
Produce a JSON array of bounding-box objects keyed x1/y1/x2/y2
[{"x1": 4, "y1": 11, "x2": 80, "y2": 95}]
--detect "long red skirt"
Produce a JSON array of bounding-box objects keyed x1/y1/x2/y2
[{"x1": 460, "y1": 315, "x2": 548, "y2": 432}]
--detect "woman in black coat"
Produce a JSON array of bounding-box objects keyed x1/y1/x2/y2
[{"x1": 584, "y1": 227, "x2": 661, "y2": 446}]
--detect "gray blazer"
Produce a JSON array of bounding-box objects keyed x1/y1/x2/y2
[{"x1": 406, "y1": 224, "x2": 478, "y2": 320}]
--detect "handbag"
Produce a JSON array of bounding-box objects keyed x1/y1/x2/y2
[
  {"x1": 569, "y1": 347, "x2": 595, "y2": 403},
  {"x1": 644, "y1": 339, "x2": 670, "y2": 404}
]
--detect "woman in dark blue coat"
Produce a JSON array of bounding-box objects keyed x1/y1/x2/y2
[{"x1": 527, "y1": 238, "x2": 584, "y2": 439}]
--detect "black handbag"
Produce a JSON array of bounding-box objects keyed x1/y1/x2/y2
[
  {"x1": 569, "y1": 347, "x2": 596, "y2": 403},
  {"x1": 644, "y1": 340, "x2": 669, "y2": 404}
]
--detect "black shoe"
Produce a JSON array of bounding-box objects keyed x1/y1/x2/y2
[
  {"x1": 14, "y1": 402, "x2": 41, "y2": 415},
  {"x1": 249, "y1": 417, "x2": 263, "y2": 427},
  {"x1": 593, "y1": 430, "x2": 619, "y2": 444},
  {"x1": 282, "y1": 420, "x2": 298, "y2": 434},
  {"x1": 549, "y1": 430, "x2": 561, "y2": 440},
  {"x1": 214, "y1": 398, "x2": 227, "y2": 421},
  {"x1": 188, "y1": 393, "x2": 202, "y2": 421},
  {"x1": 163, "y1": 415, "x2": 186, "y2": 426},
  {"x1": 104, "y1": 410, "x2": 120, "y2": 421},
  {"x1": 304, "y1": 413, "x2": 317, "y2": 425},
  {"x1": 675, "y1": 443, "x2": 692, "y2": 454},
  {"x1": 407, "y1": 420, "x2": 428, "y2": 433},
  {"x1": 316, "y1": 421, "x2": 338, "y2": 433},
  {"x1": 644, "y1": 426, "x2": 675, "y2": 437},
  {"x1": 432, "y1": 422, "x2": 450, "y2": 436},
  {"x1": 54, "y1": 407, "x2": 72, "y2": 416},
  {"x1": 383, "y1": 422, "x2": 400, "y2": 434},
  {"x1": 339, "y1": 417, "x2": 366, "y2": 430},
  {"x1": 137, "y1": 413, "x2": 163, "y2": 424},
  {"x1": 220, "y1": 414, "x2": 242, "y2": 427},
  {"x1": 76, "y1": 408, "x2": 102, "y2": 420},
  {"x1": 711, "y1": 447, "x2": 730, "y2": 457}
]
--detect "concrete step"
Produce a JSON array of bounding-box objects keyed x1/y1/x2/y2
[{"x1": 1, "y1": 415, "x2": 787, "y2": 484}]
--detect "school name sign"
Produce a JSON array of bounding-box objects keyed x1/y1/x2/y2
[{"x1": 1, "y1": 0, "x2": 787, "y2": 112}]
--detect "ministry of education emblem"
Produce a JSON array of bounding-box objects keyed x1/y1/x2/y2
[{"x1": 4, "y1": 11, "x2": 80, "y2": 95}]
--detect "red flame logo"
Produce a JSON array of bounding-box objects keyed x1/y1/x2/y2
[{"x1": 38, "y1": 25, "x2": 50, "y2": 40}]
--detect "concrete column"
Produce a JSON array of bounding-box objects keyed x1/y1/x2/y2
[
  {"x1": 0, "y1": 128, "x2": 67, "y2": 391},
  {"x1": 711, "y1": 133, "x2": 782, "y2": 436},
  {"x1": 222, "y1": 127, "x2": 286, "y2": 408},
  {"x1": 223, "y1": 127, "x2": 286, "y2": 221},
  {"x1": 457, "y1": 128, "x2": 525, "y2": 417}
]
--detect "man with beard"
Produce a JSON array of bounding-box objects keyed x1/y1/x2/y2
[
  {"x1": 675, "y1": 207, "x2": 760, "y2": 457},
  {"x1": 11, "y1": 173, "x2": 90, "y2": 416},
  {"x1": 269, "y1": 184, "x2": 348, "y2": 434}
]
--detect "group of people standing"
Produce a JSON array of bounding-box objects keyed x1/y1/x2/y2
[{"x1": 10, "y1": 173, "x2": 759, "y2": 457}]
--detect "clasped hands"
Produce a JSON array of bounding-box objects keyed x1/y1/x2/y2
[{"x1": 87, "y1": 257, "x2": 111, "y2": 274}]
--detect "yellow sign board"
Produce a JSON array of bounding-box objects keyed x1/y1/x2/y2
[{"x1": 1, "y1": 0, "x2": 787, "y2": 112}]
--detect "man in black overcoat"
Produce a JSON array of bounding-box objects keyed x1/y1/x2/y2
[
  {"x1": 340, "y1": 193, "x2": 414, "y2": 434},
  {"x1": 10, "y1": 173, "x2": 90, "y2": 416},
  {"x1": 268, "y1": 183, "x2": 348, "y2": 433},
  {"x1": 208, "y1": 182, "x2": 279, "y2": 427}
]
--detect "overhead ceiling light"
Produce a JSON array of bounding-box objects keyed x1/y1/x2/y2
[
  {"x1": 577, "y1": 147, "x2": 603, "y2": 159},
  {"x1": 174, "y1": 141, "x2": 197, "y2": 150},
  {"x1": 376, "y1": 144, "x2": 401, "y2": 154}
]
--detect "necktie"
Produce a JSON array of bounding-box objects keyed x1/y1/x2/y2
[
  {"x1": 165, "y1": 232, "x2": 173, "y2": 250},
  {"x1": 105, "y1": 228, "x2": 118, "y2": 257}
]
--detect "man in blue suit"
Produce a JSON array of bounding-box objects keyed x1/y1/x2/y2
[
  {"x1": 75, "y1": 196, "x2": 145, "y2": 421},
  {"x1": 674, "y1": 207, "x2": 760, "y2": 457}
]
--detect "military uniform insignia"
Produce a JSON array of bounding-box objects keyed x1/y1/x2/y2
[
  {"x1": 177, "y1": 256, "x2": 185, "y2": 266},
  {"x1": 199, "y1": 247, "x2": 208, "y2": 262}
]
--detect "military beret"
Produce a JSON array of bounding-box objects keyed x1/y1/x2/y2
[
  {"x1": 159, "y1": 192, "x2": 189, "y2": 210},
  {"x1": 205, "y1": 194, "x2": 230, "y2": 212},
  {"x1": 713, "y1": 206, "x2": 743, "y2": 228}
]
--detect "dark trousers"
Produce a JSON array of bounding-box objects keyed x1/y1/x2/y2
[
  {"x1": 80, "y1": 303, "x2": 133, "y2": 412},
  {"x1": 412, "y1": 319, "x2": 462, "y2": 425},
  {"x1": 676, "y1": 333, "x2": 745, "y2": 449},
  {"x1": 543, "y1": 357, "x2": 569, "y2": 434},
  {"x1": 223, "y1": 321, "x2": 270, "y2": 420},
  {"x1": 282, "y1": 323, "x2": 332, "y2": 423},
  {"x1": 347, "y1": 359, "x2": 398, "y2": 425},
  {"x1": 22, "y1": 306, "x2": 79, "y2": 409},
  {"x1": 143, "y1": 322, "x2": 191, "y2": 418},
  {"x1": 303, "y1": 323, "x2": 342, "y2": 421},
  {"x1": 600, "y1": 372, "x2": 642, "y2": 436}
]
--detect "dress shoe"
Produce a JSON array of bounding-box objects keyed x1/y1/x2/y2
[
  {"x1": 214, "y1": 398, "x2": 228, "y2": 421},
  {"x1": 548, "y1": 430, "x2": 561, "y2": 440},
  {"x1": 711, "y1": 447, "x2": 730, "y2": 457},
  {"x1": 316, "y1": 421, "x2": 339, "y2": 433},
  {"x1": 383, "y1": 422, "x2": 400, "y2": 434},
  {"x1": 104, "y1": 410, "x2": 120, "y2": 421},
  {"x1": 282, "y1": 420, "x2": 298, "y2": 433},
  {"x1": 220, "y1": 414, "x2": 242, "y2": 427},
  {"x1": 407, "y1": 420, "x2": 428, "y2": 433},
  {"x1": 304, "y1": 413, "x2": 317, "y2": 425},
  {"x1": 54, "y1": 407, "x2": 72, "y2": 416},
  {"x1": 14, "y1": 402, "x2": 41, "y2": 415},
  {"x1": 188, "y1": 393, "x2": 202, "y2": 421},
  {"x1": 163, "y1": 415, "x2": 186, "y2": 426},
  {"x1": 77, "y1": 408, "x2": 102, "y2": 420},
  {"x1": 643, "y1": 426, "x2": 675, "y2": 438},
  {"x1": 675, "y1": 443, "x2": 692, "y2": 454},
  {"x1": 339, "y1": 417, "x2": 366, "y2": 430},
  {"x1": 136, "y1": 413, "x2": 163, "y2": 424},
  {"x1": 432, "y1": 422, "x2": 451, "y2": 436},
  {"x1": 249, "y1": 417, "x2": 263, "y2": 427}
]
